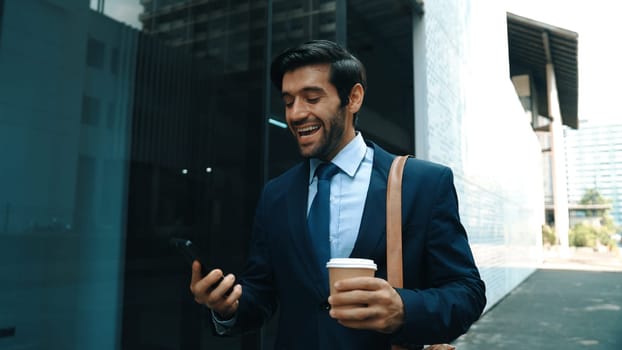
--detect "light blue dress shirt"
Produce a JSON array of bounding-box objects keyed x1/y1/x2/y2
[{"x1": 213, "y1": 133, "x2": 374, "y2": 332}]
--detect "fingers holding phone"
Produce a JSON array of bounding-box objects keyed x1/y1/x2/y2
[
  {"x1": 169, "y1": 238, "x2": 241, "y2": 318},
  {"x1": 190, "y1": 262, "x2": 242, "y2": 319}
]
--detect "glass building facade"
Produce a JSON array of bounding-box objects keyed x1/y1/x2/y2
[
  {"x1": 0, "y1": 1, "x2": 415, "y2": 349},
  {"x1": 564, "y1": 121, "x2": 622, "y2": 226}
]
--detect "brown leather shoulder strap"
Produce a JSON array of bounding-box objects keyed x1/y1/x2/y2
[
  {"x1": 386, "y1": 155, "x2": 410, "y2": 289},
  {"x1": 387, "y1": 156, "x2": 453, "y2": 350}
]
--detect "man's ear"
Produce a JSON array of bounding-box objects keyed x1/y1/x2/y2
[{"x1": 347, "y1": 83, "x2": 365, "y2": 114}]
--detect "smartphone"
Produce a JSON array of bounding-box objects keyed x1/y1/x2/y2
[
  {"x1": 169, "y1": 237, "x2": 225, "y2": 290},
  {"x1": 169, "y1": 237, "x2": 204, "y2": 268}
]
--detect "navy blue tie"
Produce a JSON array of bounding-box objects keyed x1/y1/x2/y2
[{"x1": 308, "y1": 162, "x2": 340, "y2": 279}]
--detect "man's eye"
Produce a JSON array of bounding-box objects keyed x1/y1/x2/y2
[{"x1": 307, "y1": 97, "x2": 320, "y2": 104}]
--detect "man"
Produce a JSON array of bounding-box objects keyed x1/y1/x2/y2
[{"x1": 190, "y1": 40, "x2": 486, "y2": 349}]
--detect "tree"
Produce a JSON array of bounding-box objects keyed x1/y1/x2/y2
[
  {"x1": 579, "y1": 188, "x2": 610, "y2": 217},
  {"x1": 570, "y1": 188, "x2": 619, "y2": 250},
  {"x1": 579, "y1": 188, "x2": 608, "y2": 205}
]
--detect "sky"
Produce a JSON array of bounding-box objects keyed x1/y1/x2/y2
[
  {"x1": 95, "y1": 0, "x2": 621, "y2": 126},
  {"x1": 90, "y1": 0, "x2": 142, "y2": 29}
]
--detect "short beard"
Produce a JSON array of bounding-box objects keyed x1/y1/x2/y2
[{"x1": 302, "y1": 108, "x2": 346, "y2": 160}]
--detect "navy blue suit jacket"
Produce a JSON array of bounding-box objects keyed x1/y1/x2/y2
[{"x1": 230, "y1": 142, "x2": 486, "y2": 349}]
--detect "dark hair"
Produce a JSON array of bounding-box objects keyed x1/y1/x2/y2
[{"x1": 270, "y1": 40, "x2": 367, "y2": 110}]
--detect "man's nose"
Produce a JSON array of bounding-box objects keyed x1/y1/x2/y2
[{"x1": 289, "y1": 99, "x2": 309, "y2": 120}]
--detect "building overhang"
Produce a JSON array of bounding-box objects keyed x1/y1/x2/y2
[
  {"x1": 507, "y1": 12, "x2": 579, "y2": 129},
  {"x1": 546, "y1": 203, "x2": 612, "y2": 211}
]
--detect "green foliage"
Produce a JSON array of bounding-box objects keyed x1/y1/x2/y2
[
  {"x1": 541, "y1": 224, "x2": 556, "y2": 245},
  {"x1": 579, "y1": 188, "x2": 613, "y2": 217},
  {"x1": 568, "y1": 189, "x2": 620, "y2": 249},
  {"x1": 601, "y1": 213, "x2": 618, "y2": 232},
  {"x1": 579, "y1": 188, "x2": 609, "y2": 205},
  {"x1": 569, "y1": 222, "x2": 614, "y2": 248},
  {"x1": 569, "y1": 223, "x2": 595, "y2": 247}
]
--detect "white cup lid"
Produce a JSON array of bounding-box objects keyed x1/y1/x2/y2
[{"x1": 326, "y1": 258, "x2": 377, "y2": 270}]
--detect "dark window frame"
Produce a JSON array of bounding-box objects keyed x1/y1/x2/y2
[{"x1": 0, "y1": 0, "x2": 4, "y2": 47}]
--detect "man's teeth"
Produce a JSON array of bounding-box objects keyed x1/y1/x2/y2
[{"x1": 298, "y1": 125, "x2": 320, "y2": 135}]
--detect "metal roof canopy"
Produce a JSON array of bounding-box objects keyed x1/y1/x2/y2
[{"x1": 507, "y1": 12, "x2": 579, "y2": 129}]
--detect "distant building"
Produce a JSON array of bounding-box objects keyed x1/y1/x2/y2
[
  {"x1": 138, "y1": 0, "x2": 339, "y2": 73},
  {"x1": 569, "y1": 203, "x2": 612, "y2": 228},
  {"x1": 564, "y1": 121, "x2": 622, "y2": 226}
]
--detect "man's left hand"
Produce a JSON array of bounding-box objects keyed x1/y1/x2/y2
[{"x1": 328, "y1": 277, "x2": 404, "y2": 333}]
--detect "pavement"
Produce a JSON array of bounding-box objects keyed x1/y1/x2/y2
[{"x1": 451, "y1": 246, "x2": 622, "y2": 350}]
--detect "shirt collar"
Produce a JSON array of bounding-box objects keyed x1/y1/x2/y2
[{"x1": 309, "y1": 132, "x2": 367, "y2": 183}]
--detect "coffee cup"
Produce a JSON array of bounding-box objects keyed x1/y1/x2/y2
[{"x1": 326, "y1": 258, "x2": 377, "y2": 296}]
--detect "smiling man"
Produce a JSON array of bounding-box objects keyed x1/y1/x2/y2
[
  {"x1": 281, "y1": 63, "x2": 358, "y2": 161},
  {"x1": 190, "y1": 40, "x2": 486, "y2": 349}
]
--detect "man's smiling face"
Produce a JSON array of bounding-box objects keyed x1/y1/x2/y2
[{"x1": 281, "y1": 64, "x2": 355, "y2": 161}]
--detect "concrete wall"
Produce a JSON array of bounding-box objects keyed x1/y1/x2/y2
[{"x1": 414, "y1": 0, "x2": 545, "y2": 310}]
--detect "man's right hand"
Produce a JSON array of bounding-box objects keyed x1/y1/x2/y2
[{"x1": 190, "y1": 261, "x2": 242, "y2": 319}]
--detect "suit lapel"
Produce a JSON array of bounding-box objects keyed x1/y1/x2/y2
[
  {"x1": 349, "y1": 143, "x2": 394, "y2": 261},
  {"x1": 285, "y1": 161, "x2": 328, "y2": 297}
]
